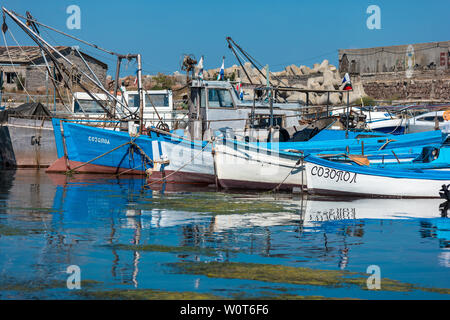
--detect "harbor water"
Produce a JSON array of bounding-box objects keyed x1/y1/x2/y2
[{"x1": 0, "y1": 169, "x2": 449, "y2": 300}]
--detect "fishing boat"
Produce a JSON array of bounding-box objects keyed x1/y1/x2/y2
[
  {"x1": 406, "y1": 110, "x2": 448, "y2": 133},
  {"x1": 47, "y1": 119, "x2": 217, "y2": 185},
  {"x1": 46, "y1": 76, "x2": 330, "y2": 178},
  {"x1": 212, "y1": 130, "x2": 446, "y2": 191},
  {"x1": 0, "y1": 102, "x2": 58, "y2": 168},
  {"x1": 214, "y1": 131, "x2": 443, "y2": 190},
  {"x1": 303, "y1": 153, "x2": 450, "y2": 198}
]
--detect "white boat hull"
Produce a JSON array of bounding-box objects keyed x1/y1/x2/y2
[
  {"x1": 305, "y1": 161, "x2": 449, "y2": 198},
  {"x1": 214, "y1": 142, "x2": 305, "y2": 190},
  {"x1": 148, "y1": 138, "x2": 215, "y2": 184}
]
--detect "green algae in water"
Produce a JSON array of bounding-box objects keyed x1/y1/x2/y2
[
  {"x1": 234, "y1": 292, "x2": 358, "y2": 300},
  {"x1": 169, "y1": 262, "x2": 450, "y2": 295},
  {"x1": 139, "y1": 195, "x2": 290, "y2": 215},
  {"x1": 105, "y1": 243, "x2": 227, "y2": 257},
  {"x1": 76, "y1": 288, "x2": 223, "y2": 300},
  {"x1": 0, "y1": 224, "x2": 28, "y2": 236},
  {"x1": 0, "y1": 279, "x2": 102, "y2": 293},
  {"x1": 6, "y1": 207, "x2": 59, "y2": 213},
  {"x1": 75, "y1": 288, "x2": 349, "y2": 300}
]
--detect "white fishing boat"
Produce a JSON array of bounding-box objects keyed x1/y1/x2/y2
[
  {"x1": 213, "y1": 130, "x2": 445, "y2": 192},
  {"x1": 304, "y1": 154, "x2": 450, "y2": 198},
  {"x1": 406, "y1": 110, "x2": 448, "y2": 133}
]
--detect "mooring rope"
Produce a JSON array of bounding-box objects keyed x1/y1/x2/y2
[
  {"x1": 64, "y1": 137, "x2": 138, "y2": 175},
  {"x1": 146, "y1": 139, "x2": 213, "y2": 186},
  {"x1": 266, "y1": 155, "x2": 304, "y2": 194},
  {"x1": 2, "y1": 31, "x2": 36, "y2": 103}
]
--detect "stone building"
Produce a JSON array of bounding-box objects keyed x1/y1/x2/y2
[
  {"x1": 339, "y1": 41, "x2": 450, "y2": 75},
  {"x1": 0, "y1": 46, "x2": 108, "y2": 92},
  {"x1": 338, "y1": 41, "x2": 450, "y2": 101}
]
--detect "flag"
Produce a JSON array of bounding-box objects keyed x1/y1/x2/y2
[
  {"x1": 217, "y1": 57, "x2": 225, "y2": 81},
  {"x1": 341, "y1": 73, "x2": 352, "y2": 91},
  {"x1": 236, "y1": 81, "x2": 244, "y2": 100},
  {"x1": 134, "y1": 68, "x2": 138, "y2": 86},
  {"x1": 196, "y1": 56, "x2": 204, "y2": 79}
]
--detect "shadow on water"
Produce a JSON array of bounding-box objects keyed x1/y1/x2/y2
[
  {"x1": 0, "y1": 169, "x2": 15, "y2": 200},
  {"x1": 0, "y1": 169, "x2": 449, "y2": 299}
]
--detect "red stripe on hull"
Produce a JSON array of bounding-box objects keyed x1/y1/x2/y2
[
  {"x1": 46, "y1": 157, "x2": 215, "y2": 185},
  {"x1": 46, "y1": 157, "x2": 146, "y2": 175}
]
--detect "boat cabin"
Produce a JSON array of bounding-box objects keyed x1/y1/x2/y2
[
  {"x1": 188, "y1": 80, "x2": 304, "y2": 139},
  {"x1": 72, "y1": 92, "x2": 109, "y2": 115},
  {"x1": 122, "y1": 89, "x2": 174, "y2": 127},
  {"x1": 71, "y1": 90, "x2": 176, "y2": 128}
]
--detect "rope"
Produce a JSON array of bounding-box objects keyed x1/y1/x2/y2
[
  {"x1": 65, "y1": 138, "x2": 137, "y2": 175},
  {"x1": 12, "y1": 10, "x2": 119, "y2": 57},
  {"x1": 146, "y1": 139, "x2": 213, "y2": 186},
  {"x1": 7, "y1": 28, "x2": 89, "y2": 115},
  {"x1": 6, "y1": 10, "x2": 133, "y2": 118},
  {"x1": 7, "y1": 29, "x2": 58, "y2": 83},
  {"x1": 129, "y1": 140, "x2": 154, "y2": 165},
  {"x1": 2, "y1": 31, "x2": 36, "y2": 103},
  {"x1": 265, "y1": 156, "x2": 304, "y2": 193}
]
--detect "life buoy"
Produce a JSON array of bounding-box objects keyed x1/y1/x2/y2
[{"x1": 443, "y1": 110, "x2": 450, "y2": 121}]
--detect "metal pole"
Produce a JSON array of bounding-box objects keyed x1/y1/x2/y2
[
  {"x1": 4, "y1": 7, "x2": 132, "y2": 115},
  {"x1": 0, "y1": 71, "x2": 3, "y2": 106},
  {"x1": 137, "y1": 54, "x2": 144, "y2": 133},
  {"x1": 345, "y1": 91, "x2": 350, "y2": 139},
  {"x1": 112, "y1": 56, "x2": 122, "y2": 118},
  {"x1": 326, "y1": 92, "x2": 330, "y2": 116},
  {"x1": 53, "y1": 66, "x2": 56, "y2": 112},
  {"x1": 266, "y1": 65, "x2": 273, "y2": 128},
  {"x1": 46, "y1": 70, "x2": 48, "y2": 109}
]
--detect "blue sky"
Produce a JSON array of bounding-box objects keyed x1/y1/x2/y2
[{"x1": 2, "y1": 0, "x2": 450, "y2": 77}]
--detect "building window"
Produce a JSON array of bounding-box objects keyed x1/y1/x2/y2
[{"x1": 5, "y1": 72, "x2": 17, "y2": 84}]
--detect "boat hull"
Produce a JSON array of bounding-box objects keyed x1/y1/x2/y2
[
  {"x1": 304, "y1": 156, "x2": 450, "y2": 198},
  {"x1": 0, "y1": 117, "x2": 57, "y2": 168},
  {"x1": 214, "y1": 142, "x2": 305, "y2": 191},
  {"x1": 47, "y1": 120, "x2": 215, "y2": 184}
]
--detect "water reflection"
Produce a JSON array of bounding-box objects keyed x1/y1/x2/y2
[{"x1": 0, "y1": 170, "x2": 449, "y2": 299}]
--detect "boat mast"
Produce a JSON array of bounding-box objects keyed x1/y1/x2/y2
[
  {"x1": 137, "y1": 54, "x2": 144, "y2": 133},
  {"x1": 112, "y1": 56, "x2": 123, "y2": 118}
]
